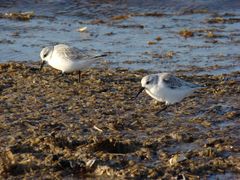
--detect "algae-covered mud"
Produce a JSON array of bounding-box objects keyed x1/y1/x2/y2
[{"x1": 0, "y1": 63, "x2": 240, "y2": 178}]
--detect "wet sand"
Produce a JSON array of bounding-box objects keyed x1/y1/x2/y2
[{"x1": 0, "y1": 62, "x2": 239, "y2": 179}]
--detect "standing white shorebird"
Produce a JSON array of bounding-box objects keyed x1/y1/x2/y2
[
  {"x1": 40, "y1": 44, "x2": 106, "y2": 82},
  {"x1": 135, "y1": 73, "x2": 203, "y2": 115}
]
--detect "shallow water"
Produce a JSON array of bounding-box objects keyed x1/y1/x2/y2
[{"x1": 1, "y1": 0, "x2": 240, "y2": 74}]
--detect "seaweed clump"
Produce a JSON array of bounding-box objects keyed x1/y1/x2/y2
[{"x1": 0, "y1": 11, "x2": 34, "y2": 21}]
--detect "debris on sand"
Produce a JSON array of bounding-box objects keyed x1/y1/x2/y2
[
  {"x1": 179, "y1": 29, "x2": 194, "y2": 38},
  {"x1": 169, "y1": 154, "x2": 187, "y2": 166},
  {"x1": 111, "y1": 15, "x2": 130, "y2": 21},
  {"x1": 0, "y1": 11, "x2": 34, "y2": 21},
  {"x1": 147, "y1": 41, "x2": 157, "y2": 45},
  {"x1": 77, "y1": 27, "x2": 88, "y2": 32},
  {"x1": 155, "y1": 36, "x2": 162, "y2": 41},
  {"x1": 206, "y1": 17, "x2": 240, "y2": 24}
]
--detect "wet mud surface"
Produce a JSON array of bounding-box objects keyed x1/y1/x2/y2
[{"x1": 0, "y1": 62, "x2": 240, "y2": 179}]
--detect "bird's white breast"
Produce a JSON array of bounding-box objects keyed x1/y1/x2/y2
[{"x1": 147, "y1": 85, "x2": 195, "y2": 105}]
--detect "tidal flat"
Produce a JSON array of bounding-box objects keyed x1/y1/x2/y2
[{"x1": 0, "y1": 62, "x2": 239, "y2": 179}]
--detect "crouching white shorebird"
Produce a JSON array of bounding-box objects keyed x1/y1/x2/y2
[
  {"x1": 135, "y1": 73, "x2": 203, "y2": 115},
  {"x1": 40, "y1": 44, "x2": 106, "y2": 82}
]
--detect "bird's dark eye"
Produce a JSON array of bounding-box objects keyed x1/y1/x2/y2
[
  {"x1": 43, "y1": 53, "x2": 48, "y2": 58},
  {"x1": 146, "y1": 81, "x2": 150, "y2": 85}
]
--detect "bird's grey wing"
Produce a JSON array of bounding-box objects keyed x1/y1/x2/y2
[
  {"x1": 162, "y1": 74, "x2": 185, "y2": 89},
  {"x1": 54, "y1": 44, "x2": 91, "y2": 61},
  {"x1": 163, "y1": 74, "x2": 201, "y2": 89},
  {"x1": 55, "y1": 45, "x2": 105, "y2": 62},
  {"x1": 62, "y1": 47, "x2": 92, "y2": 61}
]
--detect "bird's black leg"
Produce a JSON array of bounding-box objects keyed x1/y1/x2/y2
[
  {"x1": 59, "y1": 72, "x2": 65, "y2": 79},
  {"x1": 78, "y1": 71, "x2": 82, "y2": 83},
  {"x1": 54, "y1": 71, "x2": 65, "y2": 81},
  {"x1": 155, "y1": 105, "x2": 168, "y2": 116},
  {"x1": 174, "y1": 103, "x2": 178, "y2": 112}
]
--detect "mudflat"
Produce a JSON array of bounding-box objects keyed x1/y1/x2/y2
[{"x1": 0, "y1": 62, "x2": 239, "y2": 179}]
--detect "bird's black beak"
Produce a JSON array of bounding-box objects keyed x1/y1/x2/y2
[
  {"x1": 40, "y1": 61, "x2": 46, "y2": 71},
  {"x1": 134, "y1": 87, "x2": 145, "y2": 99}
]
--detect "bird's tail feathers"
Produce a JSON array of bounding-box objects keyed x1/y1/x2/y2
[
  {"x1": 198, "y1": 84, "x2": 207, "y2": 88},
  {"x1": 193, "y1": 84, "x2": 206, "y2": 94},
  {"x1": 93, "y1": 54, "x2": 107, "y2": 58},
  {"x1": 192, "y1": 83, "x2": 206, "y2": 89},
  {"x1": 86, "y1": 54, "x2": 107, "y2": 62},
  {"x1": 92, "y1": 54, "x2": 107, "y2": 60}
]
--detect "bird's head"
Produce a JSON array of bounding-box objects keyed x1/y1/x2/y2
[
  {"x1": 39, "y1": 46, "x2": 53, "y2": 71},
  {"x1": 141, "y1": 74, "x2": 159, "y2": 89},
  {"x1": 135, "y1": 74, "x2": 159, "y2": 99}
]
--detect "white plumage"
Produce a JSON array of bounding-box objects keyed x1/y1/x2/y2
[
  {"x1": 136, "y1": 73, "x2": 203, "y2": 114},
  {"x1": 141, "y1": 73, "x2": 201, "y2": 105},
  {"x1": 40, "y1": 44, "x2": 106, "y2": 82}
]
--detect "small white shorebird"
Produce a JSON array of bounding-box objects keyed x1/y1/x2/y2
[
  {"x1": 135, "y1": 73, "x2": 203, "y2": 115},
  {"x1": 40, "y1": 44, "x2": 106, "y2": 82}
]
